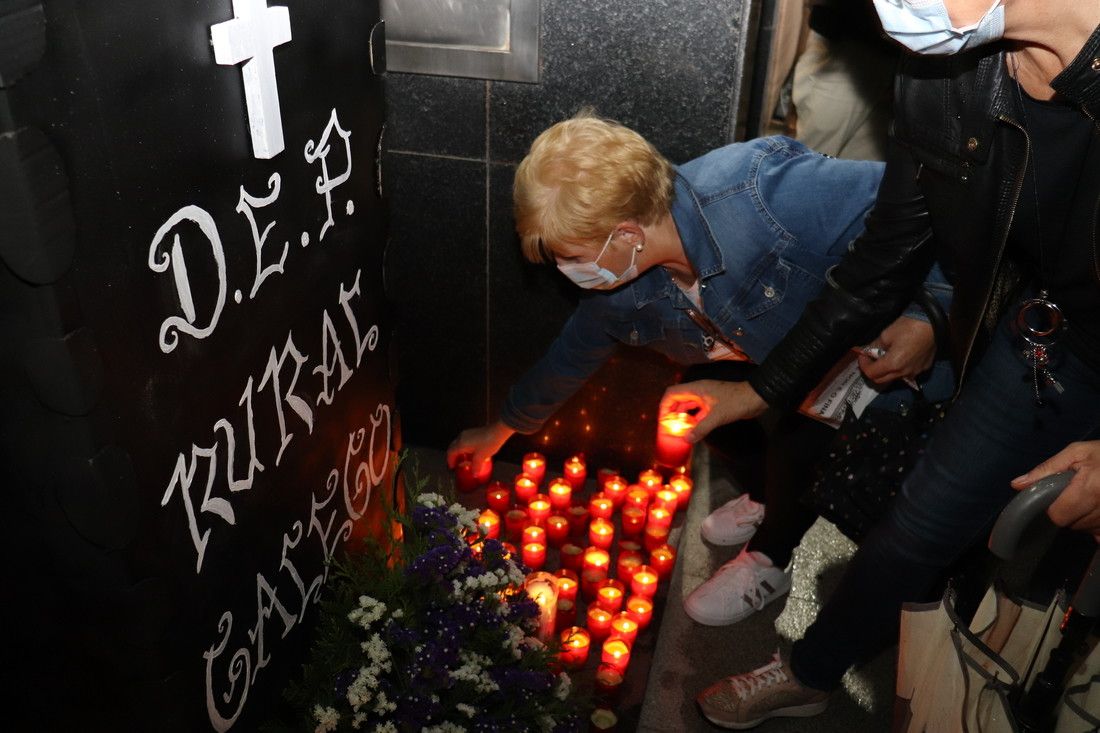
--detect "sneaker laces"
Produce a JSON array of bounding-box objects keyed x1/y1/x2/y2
[
  {"x1": 713, "y1": 554, "x2": 768, "y2": 610},
  {"x1": 728, "y1": 653, "x2": 788, "y2": 701}
]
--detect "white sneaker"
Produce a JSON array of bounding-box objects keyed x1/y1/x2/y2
[
  {"x1": 684, "y1": 549, "x2": 791, "y2": 626},
  {"x1": 700, "y1": 494, "x2": 765, "y2": 546}
]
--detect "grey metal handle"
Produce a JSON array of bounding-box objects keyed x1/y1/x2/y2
[{"x1": 989, "y1": 470, "x2": 1100, "y2": 619}]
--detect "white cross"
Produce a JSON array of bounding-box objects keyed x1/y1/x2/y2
[{"x1": 211, "y1": 0, "x2": 293, "y2": 160}]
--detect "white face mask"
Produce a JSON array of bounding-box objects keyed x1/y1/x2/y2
[
  {"x1": 872, "y1": 0, "x2": 1005, "y2": 55},
  {"x1": 556, "y1": 230, "x2": 640, "y2": 290}
]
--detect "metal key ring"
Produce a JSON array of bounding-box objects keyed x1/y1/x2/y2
[{"x1": 1016, "y1": 297, "x2": 1065, "y2": 345}]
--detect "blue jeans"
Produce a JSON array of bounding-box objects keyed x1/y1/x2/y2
[{"x1": 790, "y1": 313, "x2": 1100, "y2": 691}]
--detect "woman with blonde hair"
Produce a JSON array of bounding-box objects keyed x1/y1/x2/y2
[{"x1": 449, "y1": 113, "x2": 952, "y2": 627}]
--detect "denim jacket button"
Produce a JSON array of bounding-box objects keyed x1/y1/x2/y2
[
  {"x1": 735, "y1": 327, "x2": 744, "y2": 337},
  {"x1": 763, "y1": 285, "x2": 776, "y2": 298}
]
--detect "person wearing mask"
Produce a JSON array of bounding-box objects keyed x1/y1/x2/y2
[{"x1": 664, "y1": 1, "x2": 1100, "y2": 727}]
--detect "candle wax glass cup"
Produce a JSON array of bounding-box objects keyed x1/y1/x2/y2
[
  {"x1": 486, "y1": 484, "x2": 511, "y2": 514},
  {"x1": 586, "y1": 606, "x2": 613, "y2": 640},
  {"x1": 554, "y1": 569, "x2": 579, "y2": 602},
  {"x1": 559, "y1": 626, "x2": 590, "y2": 670},
  {"x1": 601, "y1": 638, "x2": 631, "y2": 674},
  {"x1": 514, "y1": 475, "x2": 539, "y2": 503},
  {"x1": 588, "y1": 517, "x2": 615, "y2": 550},
  {"x1": 610, "y1": 613, "x2": 639, "y2": 645},
  {"x1": 560, "y1": 543, "x2": 585, "y2": 571},
  {"x1": 655, "y1": 412, "x2": 696, "y2": 467},
  {"x1": 631, "y1": 567, "x2": 659, "y2": 598},
  {"x1": 545, "y1": 516, "x2": 570, "y2": 546},
  {"x1": 477, "y1": 509, "x2": 501, "y2": 539},
  {"x1": 625, "y1": 595, "x2": 654, "y2": 628},
  {"x1": 524, "y1": 571, "x2": 559, "y2": 642},
  {"x1": 522, "y1": 452, "x2": 546, "y2": 484}
]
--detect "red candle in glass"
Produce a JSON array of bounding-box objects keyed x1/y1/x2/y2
[
  {"x1": 586, "y1": 606, "x2": 613, "y2": 640},
  {"x1": 567, "y1": 505, "x2": 590, "y2": 536},
  {"x1": 527, "y1": 495, "x2": 551, "y2": 526},
  {"x1": 594, "y1": 667, "x2": 624, "y2": 702},
  {"x1": 588, "y1": 493, "x2": 614, "y2": 521},
  {"x1": 616, "y1": 551, "x2": 644, "y2": 583},
  {"x1": 649, "y1": 544, "x2": 677, "y2": 578},
  {"x1": 618, "y1": 539, "x2": 643, "y2": 554},
  {"x1": 545, "y1": 515, "x2": 570, "y2": 546},
  {"x1": 654, "y1": 488, "x2": 679, "y2": 514},
  {"x1": 601, "y1": 638, "x2": 631, "y2": 674},
  {"x1": 522, "y1": 452, "x2": 547, "y2": 484},
  {"x1": 560, "y1": 542, "x2": 585, "y2": 571},
  {"x1": 644, "y1": 524, "x2": 670, "y2": 552},
  {"x1": 563, "y1": 454, "x2": 587, "y2": 490},
  {"x1": 547, "y1": 478, "x2": 573, "y2": 511},
  {"x1": 559, "y1": 626, "x2": 590, "y2": 669},
  {"x1": 554, "y1": 569, "x2": 579, "y2": 602},
  {"x1": 455, "y1": 455, "x2": 493, "y2": 492},
  {"x1": 595, "y1": 579, "x2": 626, "y2": 614},
  {"x1": 514, "y1": 474, "x2": 539, "y2": 504},
  {"x1": 631, "y1": 566, "x2": 659, "y2": 598},
  {"x1": 638, "y1": 469, "x2": 664, "y2": 492},
  {"x1": 626, "y1": 595, "x2": 654, "y2": 628},
  {"x1": 588, "y1": 517, "x2": 615, "y2": 551},
  {"x1": 505, "y1": 508, "x2": 528, "y2": 541},
  {"x1": 610, "y1": 613, "x2": 639, "y2": 645},
  {"x1": 581, "y1": 568, "x2": 608, "y2": 602},
  {"x1": 522, "y1": 525, "x2": 547, "y2": 547},
  {"x1": 669, "y1": 474, "x2": 693, "y2": 507},
  {"x1": 486, "y1": 482, "x2": 511, "y2": 514},
  {"x1": 583, "y1": 546, "x2": 611, "y2": 575},
  {"x1": 603, "y1": 476, "x2": 629, "y2": 507},
  {"x1": 625, "y1": 488, "x2": 650, "y2": 513},
  {"x1": 647, "y1": 506, "x2": 673, "y2": 531},
  {"x1": 621, "y1": 506, "x2": 646, "y2": 538},
  {"x1": 522, "y1": 542, "x2": 547, "y2": 570},
  {"x1": 556, "y1": 598, "x2": 577, "y2": 632},
  {"x1": 477, "y1": 509, "x2": 501, "y2": 540},
  {"x1": 655, "y1": 412, "x2": 696, "y2": 467},
  {"x1": 501, "y1": 541, "x2": 517, "y2": 558},
  {"x1": 597, "y1": 467, "x2": 620, "y2": 490}
]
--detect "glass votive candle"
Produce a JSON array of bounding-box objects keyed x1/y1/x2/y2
[
  {"x1": 583, "y1": 546, "x2": 611, "y2": 575},
  {"x1": 588, "y1": 493, "x2": 614, "y2": 521},
  {"x1": 625, "y1": 488, "x2": 650, "y2": 512},
  {"x1": 522, "y1": 525, "x2": 547, "y2": 547},
  {"x1": 559, "y1": 626, "x2": 590, "y2": 670},
  {"x1": 501, "y1": 541, "x2": 517, "y2": 558},
  {"x1": 669, "y1": 474, "x2": 693, "y2": 507},
  {"x1": 554, "y1": 568, "x2": 579, "y2": 602},
  {"x1": 638, "y1": 469, "x2": 664, "y2": 492},
  {"x1": 555, "y1": 598, "x2": 577, "y2": 632},
  {"x1": 654, "y1": 488, "x2": 679, "y2": 514},
  {"x1": 618, "y1": 539, "x2": 643, "y2": 555},
  {"x1": 586, "y1": 606, "x2": 613, "y2": 640},
  {"x1": 581, "y1": 568, "x2": 608, "y2": 602},
  {"x1": 597, "y1": 467, "x2": 620, "y2": 490},
  {"x1": 610, "y1": 613, "x2": 639, "y2": 645},
  {"x1": 644, "y1": 524, "x2": 670, "y2": 552},
  {"x1": 524, "y1": 570, "x2": 559, "y2": 642},
  {"x1": 631, "y1": 566, "x2": 659, "y2": 598},
  {"x1": 594, "y1": 668, "x2": 624, "y2": 704},
  {"x1": 522, "y1": 452, "x2": 547, "y2": 484},
  {"x1": 545, "y1": 515, "x2": 570, "y2": 546},
  {"x1": 649, "y1": 543, "x2": 677, "y2": 578},
  {"x1": 567, "y1": 504, "x2": 590, "y2": 536},
  {"x1": 647, "y1": 505, "x2": 673, "y2": 531},
  {"x1": 527, "y1": 495, "x2": 551, "y2": 526},
  {"x1": 486, "y1": 482, "x2": 511, "y2": 514},
  {"x1": 621, "y1": 506, "x2": 646, "y2": 538},
  {"x1": 588, "y1": 517, "x2": 615, "y2": 551},
  {"x1": 522, "y1": 542, "x2": 547, "y2": 571},
  {"x1": 560, "y1": 542, "x2": 585, "y2": 571},
  {"x1": 656, "y1": 411, "x2": 697, "y2": 467},
  {"x1": 616, "y1": 551, "x2": 644, "y2": 583},
  {"x1": 505, "y1": 508, "x2": 528, "y2": 541},
  {"x1": 514, "y1": 474, "x2": 539, "y2": 503},
  {"x1": 601, "y1": 638, "x2": 631, "y2": 674},
  {"x1": 547, "y1": 478, "x2": 573, "y2": 511},
  {"x1": 477, "y1": 509, "x2": 501, "y2": 540},
  {"x1": 595, "y1": 579, "x2": 626, "y2": 614},
  {"x1": 563, "y1": 454, "x2": 587, "y2": 490},
  {"x1": 455, "y1": 454, "x2": 493, "y2": 492},
  {"x1": 625, "y1": 595, "x2": 654, "y2": 628},
  {"x1": 603, "y1": 475, "x2": 629, "y2": 507}
]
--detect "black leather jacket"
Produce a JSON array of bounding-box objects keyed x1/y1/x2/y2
[{"x1": 749, "y1": 28, "x2": 1100, "y2": 409}]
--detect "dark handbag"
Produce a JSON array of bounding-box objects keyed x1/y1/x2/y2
[
  {"x1": 806, "y1": 286, "x2": 954, "y2": 543},
  {"x1": 807, "y1": 398, "x2": 949, "y2": 543}
]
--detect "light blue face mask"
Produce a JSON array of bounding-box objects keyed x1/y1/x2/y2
[
  {"x1": 872, "y1": 0, "x2": 1004, "y2": 55},
  {"x1": 556, "y1": 230, "x2": 640, "y2": 290}
]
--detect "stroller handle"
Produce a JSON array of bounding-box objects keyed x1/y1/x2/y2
[{"x1": 989, "y1": 470, "x2": 1100, "y2": 619}]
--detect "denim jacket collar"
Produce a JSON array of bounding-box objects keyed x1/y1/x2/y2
[{"x1": 629, "y1": 171, "x2": 726, "y2": 309}]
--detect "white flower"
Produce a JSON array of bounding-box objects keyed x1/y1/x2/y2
[
  {"x1": 448, "y1": 502, "x2": 480, "y2": 532},
  {"x1": 539, "y1": 714, "x2": 557, "y2": 732},
  {"x1": 374, "y1": 723, "x2": 399, "y2": 733},
  {"x1": 373, "y1": 689, "x2": 397, "y2": 715},
  {"x1": 503, "y1": 624, "x2": 526, "y2": 659},
  {"x1": 352, "y1": 711, "x2": 368, "y2": 729},
  {"x1": 555, "y1": 672, "x2": 572, "y2": 701},
  {"x1": 423, "y1": 723, "x2": 467, "y2": 733},
  {"x1": 417, "y1": 492, "x2": 446, "y2": 508},
  {"x1": 455, "y1": 703, "x2": 477, "y2": 719},
  {"x1": 312, "y1": 705, "x2": 340, "y2": 733},
  {"x1": 392, "y1": 608, "x2": 405, "y2": 619},
  {"x1": 452, "y1": 651, "x2": 500, "y2": 693},
  {"x1": 348, "y1": 595, "x2": 388, "y2": 629}
]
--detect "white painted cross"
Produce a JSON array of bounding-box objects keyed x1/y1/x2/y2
[{"x1": 211, "y1": 0, "x2": 293, "y2": 160}]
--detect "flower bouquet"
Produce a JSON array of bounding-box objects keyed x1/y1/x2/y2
[{"x1": 284, "y1": 474, "x2": 582, "y2": 733}]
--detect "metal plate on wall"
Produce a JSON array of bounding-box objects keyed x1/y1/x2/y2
[{"x1": 381, "y1": 0, "x2": 539, "y2": 83}]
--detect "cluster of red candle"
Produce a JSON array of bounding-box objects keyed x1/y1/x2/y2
[{"x1": 456, "y1": 451, "x2": 694, "y2": 700}]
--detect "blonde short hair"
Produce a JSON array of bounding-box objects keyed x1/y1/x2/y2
[{"x1": 514, "y1": 112, "x2": 675, "y2": 263}]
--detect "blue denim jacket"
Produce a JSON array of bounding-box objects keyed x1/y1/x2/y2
[{"x1": 502, "y1": 137, "x2": 953, "y2": 433}]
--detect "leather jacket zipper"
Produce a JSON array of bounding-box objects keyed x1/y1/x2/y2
[{"x1": 1083, "y1": 105, "x2": 1100, "y2": 284}]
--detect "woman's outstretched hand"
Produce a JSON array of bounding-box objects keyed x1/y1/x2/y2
[
  {"x1": 446, "y1": 421, "x2": 516, "y2": 468},
  {"x1": 659, "y1": 379, "x2": 768, "y2": 443}
]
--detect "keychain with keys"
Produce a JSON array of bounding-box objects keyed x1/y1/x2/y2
[{"x1": 1015, "y1": 290, "x2": 1066, "y2": 406}]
